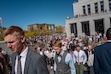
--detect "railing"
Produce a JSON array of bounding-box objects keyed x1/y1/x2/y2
[{"x1": 74, "y1": 9, "x2": 110, "y2": 18}]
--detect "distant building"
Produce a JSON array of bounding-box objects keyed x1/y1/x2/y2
[
  {"x1": 27, "y1": 23, "x2": 55, "y2": 32},
  {"x1": 65, "y1": 0, "x2": 111, "y2": 38}
]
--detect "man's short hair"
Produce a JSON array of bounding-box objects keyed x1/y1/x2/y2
[
  {"x1": 106, "y1": 28, "x2": 111, "y2": 40},
  {"x1": 76, "y1": 45, "x2": 80, "y2": 48},
  {"x1": 3, "y1": 26, "x2": 24, "y2": 38},
  {"x1": 53, "y1": 41, "x2": 62, "y2": 48}
]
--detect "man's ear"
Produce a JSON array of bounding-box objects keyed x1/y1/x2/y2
[{"x1": 21, "y1": 36, "x2": 26, "y2": 43}]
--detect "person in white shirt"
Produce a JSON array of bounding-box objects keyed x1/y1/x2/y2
[{"x1": 73, "y1": 45, "x2": 87, "y2": 74}]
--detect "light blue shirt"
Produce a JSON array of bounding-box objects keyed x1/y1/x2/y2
[{"x1": 53, "y1": 50, "x2": 76, "y2": 74}]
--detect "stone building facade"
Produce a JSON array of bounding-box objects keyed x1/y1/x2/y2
[
  {"x1": 27, "y1": 23, "x2": 55, "y2": 32},
  {"x1": 65, "y1": 0, "x2": 111, "y2": 38}
]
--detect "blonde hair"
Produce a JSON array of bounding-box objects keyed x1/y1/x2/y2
[
  {"x1": 3, "y1": 26, "x2": 24, "y2": 38},
  {"x1": 53, "y1": 41, "x2": 62, "y2": 48}
]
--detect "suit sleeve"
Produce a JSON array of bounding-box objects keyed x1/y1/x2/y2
[
  {"x1": 93, "y1": 47, "x2": 99, "y2": 74},
  {"x1": 36, "y1": 55, "x2": 49, "y2": 74}
]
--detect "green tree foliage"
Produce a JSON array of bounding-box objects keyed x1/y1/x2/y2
[
  {"x1": 55, "y1": 26, "x2": 63, "y2": 33},
  {"x1": 0, "y1": 34, "x2": 4, "y2": 41},
  {"x1": 25, "y1": 31, "x2": 39, "y2": 38}
]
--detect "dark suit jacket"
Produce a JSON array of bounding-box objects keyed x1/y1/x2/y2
[
  {"x1": 11, "y1": 47, "x2": 49, "y2": 74},
  {"x1": 94, "y1": 42, "x2": 111, "y2": 74}
]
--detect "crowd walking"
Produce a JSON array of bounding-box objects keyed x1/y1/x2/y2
[{"x1": 0, "y1": 25, "x2": 111, "y2": 74}]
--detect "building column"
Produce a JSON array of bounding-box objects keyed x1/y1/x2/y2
[
  {"x1": 89, "y1": 20, "x2": 95, "y2": 35},
  {"x1": 98, "y1": 1, "x2": 101, "y2": 13},
  {"x1": 77, "y1": 22, "x2": 82, "y2": 36},
  {"x1": 104, "y1": 0, "x2": 109, "y2": 12},
  {"x1": 65, "y1": 22, "x2": 71, "y2": 39},
  {"x1": 104, "y1": 17, "x2": 110, "y2": 33}
]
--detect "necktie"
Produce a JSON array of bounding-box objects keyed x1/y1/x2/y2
[{"x1": 17, "y1": 55, "x2": 22, "y2": 74}]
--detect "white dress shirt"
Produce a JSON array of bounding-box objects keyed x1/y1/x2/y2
[
  {"x1": 87, "y1": 54, "x2": 94, "y2": 66},
  {"x1": 88, "y1": 51, "x2": 92, "y2": 56},
  {"x1": 73, "y1": 50, "x2": 87, "y2": 64},
  {"x1": 15, "y1": 47, "x2": 28, "y2": 74}
]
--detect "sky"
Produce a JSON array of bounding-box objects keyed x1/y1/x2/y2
[{"x1": 0, "y1": 0, "x2": 78, "y2": 30}]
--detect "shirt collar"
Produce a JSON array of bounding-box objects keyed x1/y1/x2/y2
[
  {"x1": 76, "y1": 49, "x2": 81, "y2": 52},
  {"x1": 20, "y1": 46, "x2": 28, "y2": 57},
  {"x1": 60, "y1": 50, "x2": 64, "y2": 56}
]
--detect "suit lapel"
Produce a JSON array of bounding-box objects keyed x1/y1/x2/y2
[
  {"x1": 12, "y1": 53, "x2": 18, "y2": 74},
  {"x1": 24, "y1": 48, "x2": 32, "y2": 74}
]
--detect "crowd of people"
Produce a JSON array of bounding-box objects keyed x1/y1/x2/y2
[{"x1": 0, "y1": 25, "x2": 110, "y2": 74}]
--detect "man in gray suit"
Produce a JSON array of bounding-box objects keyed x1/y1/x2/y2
[
  {"x1": 3, "y1": 26, "x2": 49, "y2": 74},
  {"x1": 94, "y1": 27, "x2": 111, "y2": 74}
]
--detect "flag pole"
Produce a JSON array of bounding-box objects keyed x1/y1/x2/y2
[{"x1": 0, "y1": 17, "x2": 2, "y2": 34}]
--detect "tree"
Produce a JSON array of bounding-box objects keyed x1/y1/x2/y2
[
  {"x1": 25, "y1": 31, "x2": 39, "y2": 38},
  {"x1": 55, "y1": 26, "x2": 63, "y2": 33}
]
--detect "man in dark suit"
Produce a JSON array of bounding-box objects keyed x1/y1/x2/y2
[
  {"x1": 3, "y1": 26, "x2": 49, "y2": 74},
  {"x1": 93, "y1": 27, "x2": 111, "y2": 74}
]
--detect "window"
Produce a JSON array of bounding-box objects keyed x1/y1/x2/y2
[
  {"x1": 100, "y1": 1, "x2": 104, "y2": 12},
  {"x1": 70, "y1": 23, "x2": 77, "y2": 36},
  {"x1": 87, "y1": 4, "x2": 91, "y2": 14},
  {"x1": 109, "y1": 0, "x2": 111, "y2": 11},
  {"x1": 94, "y1": 2, "x2": 98, "y2": 13},
  {"x1": 82, "y1": 6, "x2": 86, "y2": 15}
]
